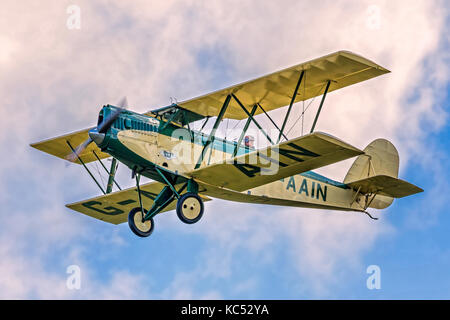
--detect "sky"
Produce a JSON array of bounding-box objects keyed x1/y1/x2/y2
[{"x1": 0, "y1": 0, "x2": 449, "y2": 299}]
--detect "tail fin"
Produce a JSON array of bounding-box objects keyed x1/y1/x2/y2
[{"x1": 344, "y1": 139, "x2": 400, "y2": 209}]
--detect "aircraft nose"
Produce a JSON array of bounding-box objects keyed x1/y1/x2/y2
[{"x1": 89, "y1": 130, "x2": 105, "y2": 145}]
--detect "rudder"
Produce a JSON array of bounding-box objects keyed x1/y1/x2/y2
[{"x1": 344, "y1": 139, "x2": 399, "y2": 209}]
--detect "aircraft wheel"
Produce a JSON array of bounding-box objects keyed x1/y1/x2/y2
[
  {"x1": 176, "y1": 192, "x2": 204, "y2": 224},
  {"x1": 128, "y1": 207, "x2": 154, "y2": 237}
]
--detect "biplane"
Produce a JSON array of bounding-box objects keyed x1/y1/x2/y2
[{"x1": 30, "y1": 51, "x2": 423, "y2": 237}]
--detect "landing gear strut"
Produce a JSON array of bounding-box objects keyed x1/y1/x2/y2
[{"x1": 128, "y1": 167, "x2": 204, "y2": 237}]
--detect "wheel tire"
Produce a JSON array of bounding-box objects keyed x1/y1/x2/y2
[
  {"x1": 176, "y1": 192, "x2": 204, "y2": 224},
  {"x1": 128, "y1": 207, "x2": 154, "y2": 237}
]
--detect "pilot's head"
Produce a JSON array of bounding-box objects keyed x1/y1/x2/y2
[{"x1": 244, "y1": 135, "x2": 254, "y2": 148}]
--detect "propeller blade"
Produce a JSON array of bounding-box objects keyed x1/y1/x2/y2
[
  {"x1": 98, "y1": 96, "x2": 128, "y2": 133},
  {"x1": 118, "y1": 96, "x2": 128, "y2": 109},
  {"x1": 66, "y1": 97, "x2": 128, "y2": 162},
  {"x1": 66, "y1": 137, "x2": 93, "y2": 162},
  {"x1": 97, "y1": 109, "x2": 121, "y2": 133}
]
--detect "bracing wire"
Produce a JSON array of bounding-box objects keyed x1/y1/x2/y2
[
  {"x1": 285, "y1": 83, "x2": 327, "y2": 138},
  {"x1": 231, "y1": 118, "x2": 242, "y2": 130},
  {"x1": 94, "y1": 161, "x2": 106, "y2": 190},
  {"x1": 228, "y1": 118, "x2": 242, "y2": 142}
]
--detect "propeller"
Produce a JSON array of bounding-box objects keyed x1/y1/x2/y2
[{"x1": 66, "y1": 97, "x2": 128, "y2": 162}]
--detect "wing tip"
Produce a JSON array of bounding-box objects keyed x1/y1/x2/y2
[
  {"x1": 337, "y1": 50, "x2": 391, "y2": 74},
  {"x1": 29, "y1": 142, "x2": 39, "y2": 150},
  {"x1": 310, "y1": 131, "x2": 364, "y2": 154},
  {"x1": 413, "y1": 185, "x2": 424, "y2": 194}
]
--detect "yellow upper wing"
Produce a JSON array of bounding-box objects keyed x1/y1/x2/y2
[
  {"x1": 30, "y1": 127, "x2": 110, "y2": 164},
  {"x1": 187, "y1": 132, "x2": 363, "y2": 192},
  {"x1": 168, "y1": 51, "x2": 389, "y2": 120}
]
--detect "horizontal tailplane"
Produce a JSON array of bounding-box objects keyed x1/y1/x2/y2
[{"x1": 347, "y1": 175, "x2": 423, "y2": 199}]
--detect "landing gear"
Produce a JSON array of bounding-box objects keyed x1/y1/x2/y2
[
  {"x1": 128, "y1": 207, "x2": 155, "y2": 237},
  {"x1": 129, "y1": 167, "x2": 204, "y2": 237},
  {"x1": 176, "y1": 192, "x2": 204, "y2": 224}
]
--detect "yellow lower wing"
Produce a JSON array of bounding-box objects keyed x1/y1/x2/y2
[
  {"x1": 66, "y1": 181, "x2": 211, "y2": 224},
  {"x1": 188, "y1": 132, "x2": 363, "y2": 192}
]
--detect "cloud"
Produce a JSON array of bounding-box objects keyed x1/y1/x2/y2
[
  {"x1": 0, "y1": 0, "x2": 448, "y2": 298},
  {"x1": 0, "y1": 243, "x2": 151, "y2": 299}
]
